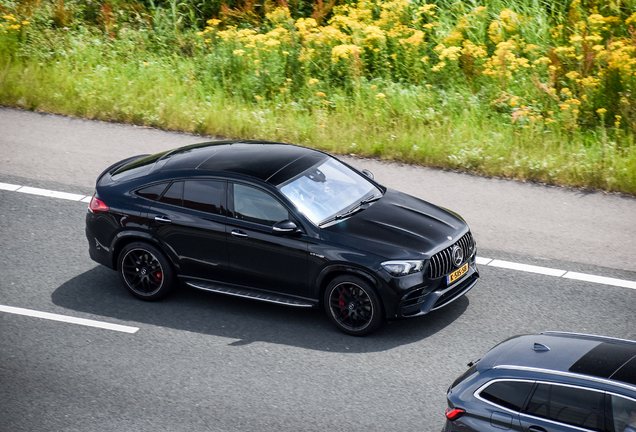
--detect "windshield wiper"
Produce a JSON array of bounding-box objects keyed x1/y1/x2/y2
[{"x1": 319, "y1": 193, "x2": 382, "y2": 226}]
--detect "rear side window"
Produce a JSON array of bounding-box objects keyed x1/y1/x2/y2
[
  {"x1": 480, "y1": 380, "x2": 534, "y2": 412},
  {"x1": 183, "y1": 180, "x2": 225, "y2": 215},
  {"x1": 136, "y1": 183, "x2": 168, "y2": 201},
  {"x1": 523, "y1": 383, "x2": 604, "y2": 431},
  {"x1": 609, "y1": 394, "x2": 636, "y2": 432}
]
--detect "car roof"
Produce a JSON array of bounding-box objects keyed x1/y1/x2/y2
[
  {"x1": 479, "y1": 332, "x2": 636, "y2": 388},
  {"x1": 155, "y1": 141, "x2": 329, "y2": 185}
]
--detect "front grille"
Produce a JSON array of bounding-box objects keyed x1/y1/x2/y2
[{"x1": 428, "y1": 232, "x2": 474, "y2": 279}]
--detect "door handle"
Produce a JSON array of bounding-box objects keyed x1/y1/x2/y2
[
  {"x1": 528, "y1": 426, "x2": 547, "y2": 432},
  {"x1": 231, "y1": 230, "x2": 248, "y2": 238},
  {"x1": 154, "y1": 216, "x2": 172, "y2": 223}
]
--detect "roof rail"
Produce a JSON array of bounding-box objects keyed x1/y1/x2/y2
[{"x1": 540, "y1": 331, "x2": 636, "y2": 344}]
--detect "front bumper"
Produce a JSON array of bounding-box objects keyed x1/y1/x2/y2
[{"x1": 398, "y1": 263, "x2": 479, "y2": 318}]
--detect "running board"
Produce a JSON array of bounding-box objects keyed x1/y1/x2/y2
[{"x1": 185, "y1": 281, "x2": 315, "y2": 308}]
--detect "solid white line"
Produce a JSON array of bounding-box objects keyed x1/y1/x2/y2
[
  {"x1": 81, "y1": 195, "x2": 92, "y2": 203},
  {"x1": 563, "y1": 272, "x2": 636, "y2": 290},
  {"x1": 0, "y1": 304, "x2": 139, "y2": 334},
  {"x1": 17, "y1": 186, "x2": 86, "y2": 201},
  {"x1": 0, "y1": 182, "x2": 21, "y2": 191},
  {"x1": 488, "y1": 259, "x2": 567, "y2": 277}
]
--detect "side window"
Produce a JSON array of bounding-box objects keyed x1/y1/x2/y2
[
  {"x1": 609, "y1": 394, "x2": 636, "y2": 432},
  {"x1": 159, "y1": 181, "x2": 183, "y2": 206},
  {"x1": 233, "y1": 184, "x2": 290, "y2": 226},
  {"x1": 184, "y1": 180, "x2": 225, "y2": 215},
  {"x1": 480, "y1": 380, "x2": 534, "y2": 412},
  {"x1": 524, "y1": 384, "x2": 604, "y2": 431},
  {"x1": 136, "y1": 182, "x2": 168, "y2": 201}
]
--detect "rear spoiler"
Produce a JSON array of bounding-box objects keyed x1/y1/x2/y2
[{"x1": 95, "y1": 154, "x2": 150, "y2": 184}]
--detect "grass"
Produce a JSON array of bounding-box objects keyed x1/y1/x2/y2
[{"x1": 1, "y1": 0, "x2": 635, "y2": 194}]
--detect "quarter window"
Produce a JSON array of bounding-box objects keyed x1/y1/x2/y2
[
  {"x1": 159, "y1": 181, "x2": 183, "y2": 206},
  {"x1": 136, "y1": 183, "x2": 168, "y2": 201},
  {"x1": 233, "y1": 184, "x2": 289, "y2": 226},
  {"x1": 183, "y1": 180, "x2": 225, "y2": 215},
  {"x1": 480, "y1": 380, "x2": 534, "y2": 412},
  {"x1": 523, "y1": 383, "x2": 603, "y2": 431}
]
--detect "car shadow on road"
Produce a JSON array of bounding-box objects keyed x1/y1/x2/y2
[{"x1": 51, "y1": 266, "x2": 469, "y2": 353}]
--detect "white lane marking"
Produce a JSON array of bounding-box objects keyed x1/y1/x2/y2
[
  {"x1": 0, "y1": 182, "x2": 21, "y2": 191},
  {"x1": 17, "y1": 186, "x2": 87, "y2": 201},
  {"x1": 488, "y1": 259, "x2": 567, "y2": 277},
  {"x1": 0, "y1": 304, "x2": 139, "y2": 333},
  {"x1": 563, "y1": 272, "x2": 636, "y2": 290},
  {"x1": 476, "y1": 257, "x2": 492, "y2": 265},
  {"x1": 2, "y1": 182, "x2": 635, "y2": 291}
]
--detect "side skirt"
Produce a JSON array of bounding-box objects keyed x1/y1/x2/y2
[{"x1": 184, "y1": 279, "x2": 317, "y2": 308}]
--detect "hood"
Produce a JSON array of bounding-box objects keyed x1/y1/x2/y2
[{"x1": 322, "y1": 189, "x2": 469, "y2": 260}]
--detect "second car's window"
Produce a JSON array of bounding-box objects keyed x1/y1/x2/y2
[
  {"x1": 524, "y1": 383, "x2": 604, "y2": 431},
  {"x1": 479, "y1": 380, "x2": 534, "y2": 412},
  {"x1": 233, "y1": 184, "x2": 289, "y2": 226},
  {"x1": 609, "y1": 394, "x2": 636, "y2": 432},
  {"x1": 183, "y1": 180, "x2": 225, "y2": 215}
]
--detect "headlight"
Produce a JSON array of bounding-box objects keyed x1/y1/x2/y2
[{"x1": 381, "y1": 260, "x2": 424, "y2": 277}]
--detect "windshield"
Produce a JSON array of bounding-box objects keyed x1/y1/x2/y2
[{"x1": 279, "y1": 158, "x2": 381, "y2": 225}]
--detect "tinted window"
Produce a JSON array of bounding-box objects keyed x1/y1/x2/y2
[
  {"x1": 480, "y1": 380, "x2": 534, "y2": 411},
  {"x1": 609, "y1": 394, "x2": 636, "y2": 432},
  {"x1": 524, "y1": 384, "x2": 603, "y2": 431},
  {"x1": 233, "y1": 184, "x2": 289, "y2": 226},
  {"x1": 184, "y1": 180, "x2": 225, "y2": 215},
  {"x1": 159, "y1": 181, "x2": 183, "y2": 206},
  {"x1": 136, "y1": 183, "x2": 168, "y2": 201}
]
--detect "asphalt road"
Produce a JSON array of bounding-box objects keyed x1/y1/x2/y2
[{"x1": 1, "y1": 107, "x2": 635, "y2": 432}]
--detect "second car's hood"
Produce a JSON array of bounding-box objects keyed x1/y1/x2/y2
[{"x1": 321, "y1": 189, "x2": 469, "y2": 259}]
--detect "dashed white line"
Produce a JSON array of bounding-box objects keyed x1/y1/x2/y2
[
  {"x1": 1, "y1": 181, "x2": 635, "y2": 291},
  {"x1": 0, "y1": 304, "x2": 139, "y2": 333},
  {"x1": 0, "y1": 181, "x2": 21, "y2": 191},
  {"x1": 563, "y1": 272, "x2": 636, "y2": 290},
  {"x1": 488, "y1": 260, "x2": 567, "y2": 277},
  {"x1": 17, "y1": 186, "x2": 87, "y2": 201}
]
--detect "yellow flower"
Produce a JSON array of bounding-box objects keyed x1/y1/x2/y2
[
  {"x1": 233, "y1": 49, "x2": 245, "y2": 56},
  {"x1": 286, "y1": 78, "x2": 292, "y2": 82},
  {"x1": 597, "y1": 108, "x2": 607, "y2": 116},
  {"x1": 254, "y1": 95, "x2": 263, "y2": 100},
  {"x1": 308, "y1": 78, "x2": 319, "y2": 85},
  {"x1": 370, "y1": 85, "x2": 378, "y2": 90},
  {"x1": 142, "y1": 62, "x2": 149, "y2": 66},
  {"x1": 316, "y1": 92, "x2": 327, "y2": 97},
  {"x1": 376, "y1": 93, "x2": 386, "y2": 99},
  {"x1": 323, "y1": 100, "x2": 330, "y2": 104}
]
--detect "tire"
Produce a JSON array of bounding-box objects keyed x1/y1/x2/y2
[
  {"x1": 117, "y1": 242, "x2": 176, "y2": 301},
  {"x1": 324, "y1": 275, "x2": 384, "y2": 336}
]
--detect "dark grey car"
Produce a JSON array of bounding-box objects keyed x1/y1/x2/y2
[{"x1": 444, "y1": 332, "x2": 636, "y2": 432}]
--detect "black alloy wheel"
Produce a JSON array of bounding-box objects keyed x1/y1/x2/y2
[
  {"x1": 324, "y1": 275, "x2": 383, "y2": 336},
  {"x1": 117, "y1": 242, "x2": 175, "y2": 301}
]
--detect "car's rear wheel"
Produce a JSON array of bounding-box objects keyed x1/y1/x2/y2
[
  {"x1": 324, "y1": 275, "x2": 383, "y2": 336},
  {"x1": 117, "y1": 242, "x2": 175, "y2": 301}
]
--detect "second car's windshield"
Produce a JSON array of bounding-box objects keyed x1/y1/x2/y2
[{"x1": 279, "y1": 158, "x2": 381, "y2": 225}]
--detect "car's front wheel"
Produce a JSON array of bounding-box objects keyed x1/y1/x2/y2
[
  {"x1": 324, "y1": 275, "x2": 384, "y2": 336},
  {"x1": 117, "y1": 242, "x2": 175, "y2": 301}
]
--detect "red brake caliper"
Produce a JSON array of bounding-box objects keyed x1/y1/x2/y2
[
  {"x1": 339, "y1": 289, "x2": 346, "y2": 317},
  {"x1": 152, "y1": 271, "x2": 162, "y2": 283}
]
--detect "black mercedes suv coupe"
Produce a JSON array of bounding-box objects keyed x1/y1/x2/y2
[{"x1": 86, "y1": 141, "x2": 478, "y2": 336}]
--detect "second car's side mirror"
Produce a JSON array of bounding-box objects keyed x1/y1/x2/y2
[
  {"x1": 361, "y1": 169, "x2": 374, "y2": 180},
  {"x1": 272, "y1": 220, "x2": 301, "y2": 235}
]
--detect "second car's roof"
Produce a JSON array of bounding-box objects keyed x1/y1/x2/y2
[
  {"x1": 479, "y1": 332, "x2": 636, "y2": 388},
  {"x1": 157, "y1": 141, "x2": 329, "y2": 185}
]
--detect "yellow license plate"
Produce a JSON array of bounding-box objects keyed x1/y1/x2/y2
[{"x1": 447, "y1": 263, "x2": 469, "y2": 284}]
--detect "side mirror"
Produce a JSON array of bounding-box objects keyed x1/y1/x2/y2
[
  {"x1": 361, "y1": 169, "x2": 374, "y2": 180},
  {"x1": 272, "y1": 220, "x2": 300, "y2": 235}
]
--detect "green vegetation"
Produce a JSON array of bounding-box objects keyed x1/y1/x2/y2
[{"x1": 1, "y1": 0, "x2": 636, "y2": 194}]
